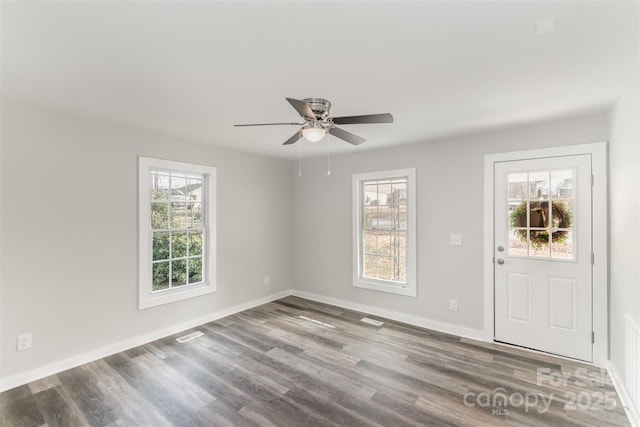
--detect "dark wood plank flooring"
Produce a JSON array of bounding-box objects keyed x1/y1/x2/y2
[{"x1": 0, "y1": 296, "x2": 632, "y2": 426}]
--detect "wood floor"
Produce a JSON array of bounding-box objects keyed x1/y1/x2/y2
[{"x1": 0, "y1": 296, "x2": 631, "y2": 426}]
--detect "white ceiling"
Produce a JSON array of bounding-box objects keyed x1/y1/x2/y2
[{"x1": 2, "y1": 1, "x2": 638, "y2": 159}]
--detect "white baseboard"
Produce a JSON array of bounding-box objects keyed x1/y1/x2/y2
[
  {"x1": 0, "y1": 290, "x2": 293, "y2": 392},
  {"x1": 607, "y1": 361, "x2": 640, "y2": 427},
  {"x1": 291, "y1": 290, "x2": 487, "y2": 342}
]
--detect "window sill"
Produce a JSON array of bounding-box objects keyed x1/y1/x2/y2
[
  {"x1": 354, "y1": 279, "x2": 417, "y2": 297},
  {"x1": 139, "y1": 281, "x2": 215, "y2": 310}
]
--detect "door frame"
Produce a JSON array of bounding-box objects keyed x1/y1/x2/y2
[{"x1": 483, "y1": 142, "x2": 608, "y2": 366}]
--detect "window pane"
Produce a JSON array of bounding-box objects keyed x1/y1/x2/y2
[
  {"x1": 377, "y1": 206, "x2": 393, "y2": 229},
  {"x1": 508, "y1": 201, "x2": 527, "y2": 227},
  {"x1": 170, "y1": 175, "x2": 187, "y2": 201},
  {"x1": 153, "y1": 232, "x2": 170, "y2": 261},
  {"x1": 390, "y1": 257, "x2": 403, "y2": 282},
  {"x1": 394, "y1": 233, "x2": 406, "y2": 257},
  {"x1": 529, "y1": 200, "x2": 550, "y2": 228},
  {"x1": 388, "y1": 189, "x2": 401, "y2": 207},
  {"x1": 551, "y1": 231, "x2": 574, "y2": 260},
  {"x1": 390, "y1": 233, "x2": 403, "y2": 258},
  {"x1": 186, "y1": 178, "x2": 203, "y2": 202},
  {"x1": 551, "y1": 170, "x2": 573, "y2": 199},
  {"x1": 153, "y1": 262, "x2": 170, "y2": 291},
  {"x1": 363, "y1": 206, "x2": 378, "y2": 229},
  {"x1": 364, "y1": 255, "x2": 377, "y2": 278},
  {"x1": 171, "y1": 232, "x2": 187, "y2": 258},
  {"x1": 189, "y1": 203, "x2": 203, "y2": 228},
  {"x1": 508, "y1": 228, "x2": 528, "y2": 257},
  {"x1": 551, "y1": 200, "x2": 572, "y2": 229},
  {"x1": 398, "y1": 207, "x2": 407, "y2": 230},
  {"x1": 508, "y1": 173, "x2": 528, "y2": 200},
  {"x1": 151, "y1": 173, "x2": 170, "y2": 200},
  {"x1": 529, "y1": 171, "x2": 549, "y2": 200},
  {"x1": 171, "y1": 202, "x2": 188, "y2": 228},
  {"x1": 151, "y1": 202, "x2": 169, "y2": 230},
  {"x1": 392, "y1": 181, "x2": 407, "y2": 205},
  {"x1": 377, "y1": 256, "x2": 391, "y2": 281},
  {"x1": 363, "y1": 231, "x2": 376, "y2": 254},
  {"x1": 364, "y1": 184, "x2": 379, "y2": 206},
  {"x1": 172, "y1": 259, "x2": 187, "y2": 287},
  {"x1": 398, "y1": 258, "x2": 406, "y2": 282},
  {"x1": 529, "y1": 237, "x2": 550, "y2": 258},
  {"x1": 378, "y1": 182, "x2": 392, "y2": 202},
  {"x1": 188, "y1": 231, "x2": 203, "y2": 256},
  {"x1": 188, "y1": 257, "x2": 203, "y2": 283},
  {"x1": 377, "y1": 232, "x2": 392, "y2": 255}
]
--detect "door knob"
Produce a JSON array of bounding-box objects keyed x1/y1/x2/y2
[
  {"x1": 497, "y1": 258, "x2": 504, "y2": 265},
  {"x1": 497, "y1": 246, "x2": 504, "y2": 252}
]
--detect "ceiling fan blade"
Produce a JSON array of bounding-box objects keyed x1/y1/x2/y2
[
  {"x1": 234, "y1": 122, "x2": 302, "y2": 127},
  {"x1": 328, "y1": 127, "x2": 366, "y2": 145},
  {"x1": 332, "y1": 113, "x2": 393, "y2": 125},
  {"x1": 282, "y1": 130, "x2": 303, "y2": 145},
  {"x1": 286, "y1": 97, "x2": 316, "y2": 120}
]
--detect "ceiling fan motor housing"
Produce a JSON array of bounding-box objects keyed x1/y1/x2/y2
[{"x1": 303, "y1": 98, "x2": 331, "y2": 121}]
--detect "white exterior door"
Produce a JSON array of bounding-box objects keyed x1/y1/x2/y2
[{"x1": 494, "y1": 154, "x2": 593, "y2": 361}]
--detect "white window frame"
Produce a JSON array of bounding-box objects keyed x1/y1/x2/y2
[
  {"x1": 138, "y1": 156, "x2": 216, "y2": 309},
  {"x1": 352, "y1": 168, "x2": 417, "y2": 297}
]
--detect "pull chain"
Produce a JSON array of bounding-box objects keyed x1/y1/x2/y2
[
  {"x1": 298, "y1": 137, "x2": 302, "y2": 177},
  {"x1": 326, "y1": 136, "x2": 331, "y2": 176}
]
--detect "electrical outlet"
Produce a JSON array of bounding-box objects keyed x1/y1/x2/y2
[
  {"x1": 264, "y1": 275, "x2": 270, "y2": 286},
  {"x1": 17, "y1": 333, "x2": 32, "y2": 351},
  {"x1": 449, "y1": 299, "x2": 458, "y2": 312}
]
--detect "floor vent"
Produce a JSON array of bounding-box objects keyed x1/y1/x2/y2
[
  {"x1": 361, "y1": 317, "x2": 384, "y2": 327},
  {"x1": 626, "y1": 315, "x2": 640, "y2": 414},
  {"x1": 297, "y1": 316, "x2": 335, "y2": 328},
  {"x1": 176, "y1": 331, "x2": 204, "y2": 343}
]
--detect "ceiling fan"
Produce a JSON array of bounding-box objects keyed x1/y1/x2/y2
[{"x1": 234, "y1": 97, "x2": 393, "y2": 146}]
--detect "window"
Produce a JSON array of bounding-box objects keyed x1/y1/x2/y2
[
  {"x1": 138, "y1": 157, "x2": 216, "y2": 309},
  {"x1": 353, "y1": 168, "x2": 416, "y2": 296},
  {"x1": 507, "y1": 169, "x2": 575, "y2": 260}
]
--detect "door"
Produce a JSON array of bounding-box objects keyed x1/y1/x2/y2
[{"x1": 494, "y1": 154, "x2": 592, "y2": 361}]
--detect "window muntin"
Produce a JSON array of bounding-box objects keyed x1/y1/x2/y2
[
  {"x1": 139, "y1": 157, "x2": 216, "y2": 309},
  {"x1": 361, "y1": 178, "x2": 407, "y2": 283},
  {"x1": 353, "y1": 169, "x2": 416, "y2": 297},
  {"x1": 507, "y1": 168, "x2": 575, "y2": 260},
  {"x1": 150, "y1": 170, "x2": 205, "y2": 291}
]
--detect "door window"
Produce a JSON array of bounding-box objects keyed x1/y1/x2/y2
[{"x1": 507, "y1": 169, "x2": 575, "y2": 260}]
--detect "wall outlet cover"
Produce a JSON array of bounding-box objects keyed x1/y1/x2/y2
[{"x1": 17, "y1": 333, "x2": 32, "y2": 351}]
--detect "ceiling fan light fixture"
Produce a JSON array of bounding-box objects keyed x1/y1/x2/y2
[
  {"x1": 235, "y1": 97, "x2": 393, "y2": 146},
  {"x1": 302, "y1": 126, "x2": 326, "y2": 142}
]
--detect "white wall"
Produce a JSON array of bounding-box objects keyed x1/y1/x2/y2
[
  {"x1": 291, "y1": 113, "x2": 609, "y2": 332},
  {"x1": 0, "y1": 104, "x2": 293, "y2": 381},
  {"x1": 608, "y1": 72, "x2": 640, "y2": 384}
]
